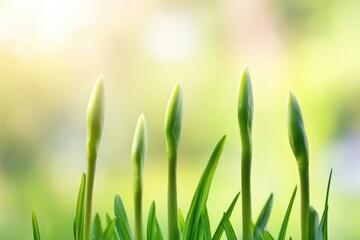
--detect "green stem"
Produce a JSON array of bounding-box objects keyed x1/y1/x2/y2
[
  {"x1": 299, "y1": 165, "x2": 310, "y2": 240},
  {"x1": 241, "y1": 139, "x2": 252, "y2": 240},
  {"x1": 168, "y1": 155, "x2": 179, "y2": 240},
  {"x1": 134, "y1": 173, "x2": 143, "y2": 240},
  {"x1": 84, "y1": 154, "x2": 96, "y2": 240}
]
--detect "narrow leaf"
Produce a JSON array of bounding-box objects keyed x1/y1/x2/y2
[
  {"x1": 74, "y1": 173, "x2": 86, "y2": 240},
  {"x1": 224, "y1": 220, "x2": 237, "y2": 240},
  {"x1": 278, "y1": 186, "x2": 297, "y2": 240},
  {"x1": 114, "y1": 195, "x2": 133, "y2": 240},
  {"x1": 253, "y1": 194, "x2": 274, "y2": 240},
  {"x1": 92, "y1": 213, "x2": 103, "y2": 240},
  {"x1": 147, "y1": 202, "x2": 157, "y2": 240},
  {"x1": 200, "y1": 207, "x2": 211, "y2": 240},
  {"x1": 102, "y1": 219, "x2": 117, "y2": 240},
  {"x1": 32, "y1": 211, "x2": 41, "y2": 240},
  {"x1": 183, "y1": 136, "x2": 226, "y2": 239},
  {"x1": 319, "y1": 169, "x2": 332, "y2": 240},
  {"x1": 262, "y1": 231, "x2": 275, "y2": 240},
  {"x1": 212, "y1": 192, "x2": 240, "y2": 240},
  {"x1": 178, "y1": 208, "x2": 185, "y2": 235}
]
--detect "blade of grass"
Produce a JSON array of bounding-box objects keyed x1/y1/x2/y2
[
  {"x1": 178, "y1": 209, "x2": 185, "y2": 235},
  {"x1": 278, "y1": 186, "x2": 297, "y2": 240},
  {"x1": 183, "y1": 135, "x2": 226, "y2": 239},
  {"x1": 319, "y1": 169, "x2": 332, "y2": 240},
  {"x1": 253, "y1": 194, "x2": 274, "y2": 240},
  {"x1": 92, "y1": 213, "x2": 103, "y2": 240},
  {"x1": 114, "y1": 195, "x2": 133, "y2": 240},
  {"x1": 262, "y1": 231, "x2": 274, "y2": 240},
  {"x1": 200, "y1": 207, "x2": 211, "y2": 240},
  {"x1": 32, "y1": 211, "x2": 41, "y2": 240},
  {"x1": 102, "y1": 219, "x2": 117, "y2": 240},
  {"x1": 212, "y1": 192, "x2": 240, "y2": 240},
  {"x1": 147, "y1": 202, "x2": 157, "y2": 240},
  {"x1": 224, "y1": 220, "x2": 237, "y2": 240},
  {"x1": 74, "y1": 173, "x2": 86, "y2": 240}
]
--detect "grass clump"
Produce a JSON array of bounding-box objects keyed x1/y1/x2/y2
[{"x1": 32, "y1": 68, "x2": 333, "y2": 240}]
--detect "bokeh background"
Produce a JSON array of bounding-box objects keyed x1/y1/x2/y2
[{"x1": 1, "y1": 0, "x2": 360, "y2": 239}]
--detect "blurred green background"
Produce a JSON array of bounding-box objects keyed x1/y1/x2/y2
[{"x1": 1, "y1": 0, "x2": 360, "y2": 239}]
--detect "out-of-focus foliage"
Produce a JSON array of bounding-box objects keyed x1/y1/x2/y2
[{"x1": 1, "y1": 0, "x2": 360, "y2": 239}]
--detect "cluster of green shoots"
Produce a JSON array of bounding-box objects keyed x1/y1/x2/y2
[{"x1": 32, "y1": 67, "x2": 332, "y2": 240}]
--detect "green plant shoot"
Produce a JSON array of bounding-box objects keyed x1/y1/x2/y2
[
  {"x1": 84, "y1": 75, "x2": 105, "y2": 240},
  {"x1": 165, "y1": 81, "x2": 183, "y2": 240},
  {"x1": 132, "y1": 114, "x2": 147, "y2": 240},
  {"x1": 237, "y1": 66, "x2": 254, "y2": 240},
  {"x1": 287, "y1": 91, "x2": 309, "y2": 240}
]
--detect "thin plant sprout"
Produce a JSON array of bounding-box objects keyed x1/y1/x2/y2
[
  {"x1": 237, "y1": 66, "x2": 254, "y2": 240},
  {"x1": 287, "y1": 91, "x2": 310, "y2": 240},
  {"x1": 132, "y1": 114, "x2": 147, "y2": 240},
  {"x1": 165, "y1": 81, "x2": 183, "y2": 240},
  {"x1": 84, "y1": 75, "x2": 105, "y2": 240}
]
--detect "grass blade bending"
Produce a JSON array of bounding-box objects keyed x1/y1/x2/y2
[
  {"x1": 278, "y1": 186, "x2": 297, "y2": 240},
  {"x1": 84, "y1": 75, "x2": 105, "y2": 240},
  {"x1": 32, "y1": 211, "x2": 41, "y2": 240},
  {"x1": 165, "y1": 81, "x2": 183, "y2": 240},
  {"x1": 237, "y1": 66, "x2": 254, "y2": 240},
  {"x1": 132, "y1": 114, "x2": 147, "y2": 240},
  {"x1": 200, "y1": 207, "x2": 211, "y2": 240},
  {"x1": 182, "y1": 136, "x2": 226, "y2": 239},
  {"x1": 287, "y1": 91, "x2": 310, "y2": 240},
  {"x1": 253, "y1": 193, "x2": 274, "y2": 240},
  {"x1": 212, "y1": 192, "x2": 240, "y2": 240}
]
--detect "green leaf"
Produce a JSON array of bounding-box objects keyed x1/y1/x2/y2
[
  {"x1": 92, "y1": 213, "x2": 103, "y2": 240},
  {"x1": 212, "y1": 192, "x2": 240, "y2": 240},
  {"x1": 86, "y1": 74, "x2": 105, "y2": 161},
  {"x1": 262, "y1": 231, "x2": 275, "y2": 240},
  {"x1": 200, "y1": 207, "x2": 211, "y2": 240},
  {"x1": 224, "y1": 220, "x2": 237, "y2": 240},
  {"x1": 114, "y1": 195, "x2": 133, "y2": 240},
  {"x1": 287, "y1": 90, "x2": 309, "y2": 170},
  {"x1": 278, "y1": 186, "x2": 297, "y2": 240},
  {"x1": 309, "y1": 207, "x2": 320, "y2": 240},
  {"x1": 74, "y1": 173, "x2": 86, "y2": 240},
  {"x1": 165, "y1": 81, "x2": 183, "y2": 158},
  {"x1": 182, "y1": 136, "x2": 226, "y2": 239},
  {"x1": 319, "y1": 169, "x2": 332, "y2": 240},
  {"x1": 147, "y1": 201, "x2": 164, "y2": 240},
  {"x1": 253, "y1": 194, "x2": 274, "y2": 240},
  {"x1": 32, "y1": 211, "x2": 41, "y2": 240},
  {"x1": 178, "y1": 208, "x2": 185, "y2": 235},
  {"x1": 102, "y1": 219, "x2": 117, "y2": 240},
  {"x1": 147, "y1": 202, "x2": 157, "y2": 240}
]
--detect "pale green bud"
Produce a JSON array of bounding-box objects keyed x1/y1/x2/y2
[
  {"x1": 165, "y1": 81, "x2": 183, "y2": 159},
  {"x1": 287, "y1": 90, "x2": 309, "y2": 170},
  {"x1": 86, "y1": 74, "x2": 105, "y2": 162}
]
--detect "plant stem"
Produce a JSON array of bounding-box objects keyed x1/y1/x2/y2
[
  {"x1": 299, "y1": 164, "x2": 310, "y2": 240},
  {"x1": 134, "y1": 184, "x2": 143, "y2": 240},
  {"x1": 241, "y1": 138, "x2": 252, "y2": 240},
  {"x1": 84, "y1": 154, "x2": 96, "y2": 240},
  {"x1": 168, "y1": 155, "x2": 180, "y2": 240}
]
